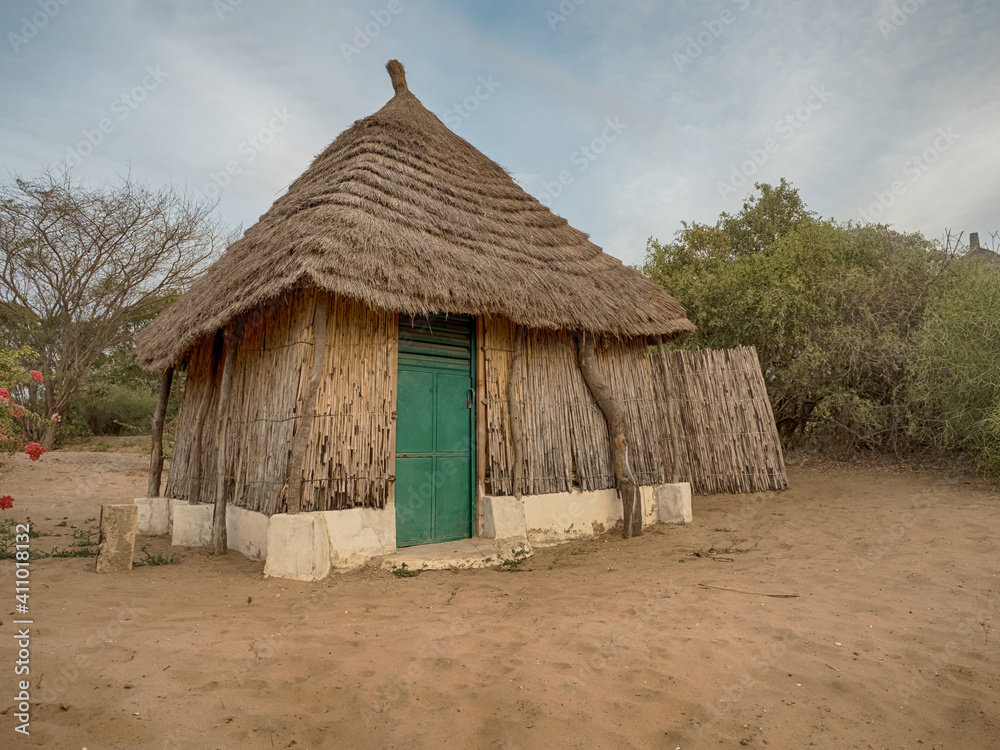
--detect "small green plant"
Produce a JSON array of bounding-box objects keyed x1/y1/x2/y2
[
  {"x1": 0, "y1": 517, "x2": 43, "y2": 559},
  {"x1": 497, "y1": 544, "x2": 531, "y2": 572},
  {"x1": 72, "y1": 527, "x2": 95, "y2": 547},
  {"x1": 36, "y1": 525, "x2": 99, "y2": 558},
  {"x1": 0, "y1": 518, "x2": 16, "y2": 558},
  {"x1": 44, "y1": 546, "x2": 96, "y2": 558},
  {"x1": 391, "y1": 562, "x2": 425, "y2": 578},
  {"x1": 133, "y1": 544, "x2": 180, "y2": 567}
]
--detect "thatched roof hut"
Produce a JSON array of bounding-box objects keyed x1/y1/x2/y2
[
  {"x1": 136, "y1": 61, "x2": 703, "y2": 575},
  {"x1": 136, "y1": 60, "x2": 691, "y2": 372}
]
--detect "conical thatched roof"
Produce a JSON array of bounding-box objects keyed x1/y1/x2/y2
[{"x1": 135, "y1": 60, "x2": 693, "y2": 371}]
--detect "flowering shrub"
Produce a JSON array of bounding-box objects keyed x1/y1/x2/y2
[
  {"x1": 1, "y1": 349, "x2": 53, "y2": 511},
  {"x1": 24, "y1": 442, "x2": 47, "y2": 462}
]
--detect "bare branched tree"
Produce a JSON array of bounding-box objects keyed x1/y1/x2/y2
[{"x1": 0, "y1": 168, "x2": 232, "y2": 446}]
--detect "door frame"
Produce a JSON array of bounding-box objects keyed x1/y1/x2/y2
[{"x1": 392, "y1": 314, "x2": 477, "y2": 546}]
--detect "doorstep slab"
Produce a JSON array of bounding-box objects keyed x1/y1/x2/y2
[{"x1": 372, "y1": 537, "x2": 532, "y2": 572}]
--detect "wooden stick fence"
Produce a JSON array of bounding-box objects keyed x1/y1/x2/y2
[
  {"x1": 649, "y1": 346, "x2": 788, "y2": 494},
  {"x1": 482, "y1": 316, "x2": 787, "y2": 496}
]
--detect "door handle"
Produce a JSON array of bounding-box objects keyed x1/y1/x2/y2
[{"x1": 467, "y1": 387, "x2": 474, "y2": 409}]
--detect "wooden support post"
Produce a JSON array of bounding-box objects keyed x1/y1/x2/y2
[
  {"x1": 146, "y1": 366, "x2": 174, "y2": 498},
  {"x1": 212, "y1": 330, "x2": 237, "y2": 555},
  {"x1": 656, "y1": 335, "x2": 684, "y2": 484},
  {"x1": 286, "y1": 292, "x2": 328, "y2": 514},
  {"x1": 507, "y1": 325, "x2": 526, "y2": 499},
  {"x1": 574, "y1": 332, "x2": 641, "y2": 538},
  {"x1": 475, "y1": 316, "x2": 487, "y2": 535}
]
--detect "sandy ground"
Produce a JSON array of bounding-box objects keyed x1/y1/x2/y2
[{"x1": 0, "y1": 449, "x2": 998, "y2": 749}]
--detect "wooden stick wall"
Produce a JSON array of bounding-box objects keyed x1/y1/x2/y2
[
  {"x1": 482, "y1": 317, "x2": 787, "y2": 497},
  {"x1": 483, "y1": 320, "x2": 616, "y2": 496},
  {"x1": 165, "y1": 301, "x2": 786, "y2": 518},
  {"x1": 165, "y1": 289, "x2": 396, "y2": 514}
]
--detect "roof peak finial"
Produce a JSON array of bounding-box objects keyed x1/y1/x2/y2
[{"x1": 386, "y1": 60, "x2": 407, "y2": 94}]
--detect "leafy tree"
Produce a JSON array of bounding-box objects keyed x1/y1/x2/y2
[
  {"x1": 643, "y1": 181, "x2": 945, "y2": 451},
  {"x1": 910, "y1": 260, "x2": 1000, "y2": 472},
  {"x1": 0, "y1": 168, "x2": 231, "y2": 446}
]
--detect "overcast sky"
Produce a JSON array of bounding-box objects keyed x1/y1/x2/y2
[{"x1": 2, "y1": 0, "x2": 997, "y2": 266}]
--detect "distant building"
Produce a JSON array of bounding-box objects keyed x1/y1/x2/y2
[{"x1": 962, "y1": 232, "x2": 1000, "y2": 265}]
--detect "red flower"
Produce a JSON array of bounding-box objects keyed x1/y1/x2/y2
[
  {"x1": 0, "y1": 387, "x2": 8, "y2": 401},
  {"x1": 24, "y1": 442, "x2": 47, "y2": 461},
  {"x1": 29, "y1": 370, "x2": 43, "y2": 383},
  {"x1": 10, "y1": 404, "x2": 26, "y2": 418},
  {"x1": 0, "y1": 495, "x2": 13, "y2": 510}
]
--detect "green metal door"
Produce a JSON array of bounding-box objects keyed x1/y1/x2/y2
[{"x1": 395, "y1": 315, "x2": 474, "y2": 547}]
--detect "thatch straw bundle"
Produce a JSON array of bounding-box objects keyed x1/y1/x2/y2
[{"x1": 135, "y1": 60, "x2": 693, "y2": 372}]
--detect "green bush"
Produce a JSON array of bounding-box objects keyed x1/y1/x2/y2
[
  {"x1": 910, "y1": 262, "x2": 1000, "y2": 473},
  {"x1": 57, "y1": 343, "x2": 183, "y2": 442},
  {"x1": 70, "y1": 384, "x2": 159, "y2": 436},
  {"x1": 642, "y1": 181, "x2": 943, "y2": 452}
]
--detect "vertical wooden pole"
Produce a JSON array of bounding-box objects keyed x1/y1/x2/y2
[
  {"x1": 656, "y1": 335, "x2": 684, "y2": 484},
  {"x1": 575, "y1": 331, "x2": 641, "y2": 538},
  {"x1": 146, "y1": 366, "x2": 174, "y2": 498},
  {"x1": 475, "y1": 316, "x2": 487, "y2": 535},
  {"x1": 286, "y1": 291, "x2": 329, "y2": 514},
  {"x1": 507, "y1": 325, "x2": 525, "y2": 499},
  {"x1": 211, "y1": 330, "x2": 237, "y2": 555}
]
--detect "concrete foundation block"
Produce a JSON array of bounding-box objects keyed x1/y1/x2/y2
[
  {"x1": 639, "y1": 486, "x2": 660, "y2": 528},
  {"x1": 227, "y1": 505, "x2": 269, "y2": 561},
  {"x1": 95, "y1": 504, "x2": 138, "y2": 573},
  {"x1": 171, "y1": 502, "x2": 213, "y2": 547},
  {"x1": 134, "y1": 497, "x2": 170, "y2": 536},
  {"x1": 656, "y1": 482, "x2": 693, "y2": 524},
  {"x1": 264, "y1": 512, "x2": 331, "y2": 581},
  {"x1": 522, "y1": 488, "x2": 622, "y2": 547},
  {"x1": 489, "y1": 537, "x2": 532, "y2": 564},
  {"x1": 482, "y1": 496, "x2": 528, "y2": 539},
  {"x1": 322, "y1": 506, "x2": 395, "y2": 572}
]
